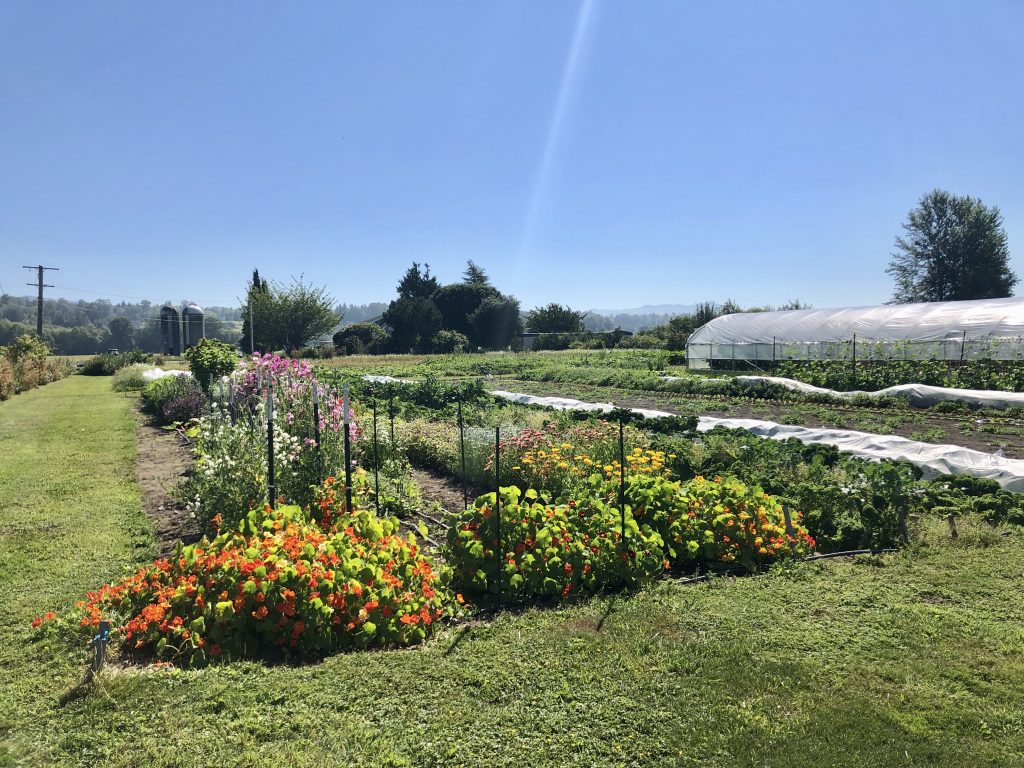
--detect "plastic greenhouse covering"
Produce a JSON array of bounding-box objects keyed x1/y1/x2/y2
[{"x1": 686, "y1": 296, "x2": 1024, "y2": 367}]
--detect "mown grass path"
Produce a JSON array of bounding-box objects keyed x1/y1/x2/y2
[{"x1": 2, "y1": 376, "x2": 1024, "y2": 766}]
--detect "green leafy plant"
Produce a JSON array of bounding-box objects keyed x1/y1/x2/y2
[
  {"x1": 184, "y1": 338, "x2": 238, "y2": 393},
  {"x1": 42, "y1": 481, "x2": 449, "y2": 667}
]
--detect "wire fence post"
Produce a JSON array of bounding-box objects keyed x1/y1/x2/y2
[
  {"x1": 458, "y1": 398, "x2": 468, "y2": 510},
  {"x1": 494, "y1": 426, "x2": 502, "y2": 595},
  {"x1": 372, "y1": 397, "x2": 381, "y2": 515},
  {"x1": 388, "y1": 391, "x2": 396, "y2": 456},
  {"x1": 618, "y1": 419, "x2": 627, "y2": 553},
  {"x1": 311, "y1": 383, "x2": 321, "y2": 479},
  {"x1": 960, "y1": 330, "x2": 967, "y2": 363},
  {"x1": 343, "y1": 383, "x2": 353, "y2": 513},
  {"x1": 851, "y1": 333, "x2": 857, "y2": 386},
  {"x1": 266, "y1": 378, "x2": 275, "y2": 507},
  {"x1": 781, "y1": 505, "x2": 797, "y2": 555}
]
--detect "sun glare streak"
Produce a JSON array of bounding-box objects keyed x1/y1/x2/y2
[{"x1": 517, "y1": 0, "x2": 596, "y2": 265}]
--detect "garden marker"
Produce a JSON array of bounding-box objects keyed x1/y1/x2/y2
[
  {"x1": 266, "y1": 378, "x2": 276, "y2": 506},
  {"x1": 343, "y1": 383, "x2": 352, "y2": 512},
  {"x1": 91, "y1": 620, "x2": 111, "y2": 675}
]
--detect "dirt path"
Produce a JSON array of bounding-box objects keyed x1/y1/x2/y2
[
  {"x1": 411, "y1": 467, "x2": 467, "y2": 516},
  {"x1": 133, "y1": 404, "x2": 201, "y2": 556}
]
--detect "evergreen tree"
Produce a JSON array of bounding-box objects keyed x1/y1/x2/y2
[{"x1": 462, "y1": 260, "x2": 490, "y2": 285}]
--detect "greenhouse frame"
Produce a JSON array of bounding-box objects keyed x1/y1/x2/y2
[{"x1": 686, "y1": 296, "x2": 1024, "y2": 369}]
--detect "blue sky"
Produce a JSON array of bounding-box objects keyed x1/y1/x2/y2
[{"x1": 1, "y1": 1, "x2": 1022, "y2": 312}]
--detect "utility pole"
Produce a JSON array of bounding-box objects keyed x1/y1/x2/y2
[{"x1": 23, "y1": 265, "x2": 58, "y2": 336}]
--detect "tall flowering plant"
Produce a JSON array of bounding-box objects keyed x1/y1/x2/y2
[{"x1": 188, "y1": 354, "x2": 360, "y2": 530}]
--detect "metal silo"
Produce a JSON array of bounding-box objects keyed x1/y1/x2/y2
[
  {"x1": 182, "y1": 303, "x2": 205, "y2": 350},
  {"x1": 159, "y1": 304, "x2": 181, "y2": 355}
]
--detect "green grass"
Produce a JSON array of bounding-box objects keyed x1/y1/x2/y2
[{"x1": 3, "y1": 378, "x2": 1024, "y2": 766}]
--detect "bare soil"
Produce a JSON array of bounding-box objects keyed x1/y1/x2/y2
[
  {"x1": 411, "y1": 467, "x2": 468, "y2": 516},
  {"x1": 133, "y1": 404, "x2": 201, "y2": 556}
]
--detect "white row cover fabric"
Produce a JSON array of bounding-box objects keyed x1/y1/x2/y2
[
  {"x1": 732, "y1": 375, "x2": 1024, "y2": 410},
  {"x1": 688, "y1": 296, "x2": 1024, "y2": 347},
  {"x1": 489, "y1": 389, "x2": 1024, "y2": 490},
  {"x1": 142, "y1": 368, "x2": 191, "y2": 381},
  {"x1": 491, "y1": 390, "x2": 675, "y2": 419}
]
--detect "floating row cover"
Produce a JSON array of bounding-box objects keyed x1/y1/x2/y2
[
  {"x1": 687, "y1": 296, "x2": 1024, "y2": 367},
  {"x1": 159, "y1": 303, "x2": 204, "y2": 355}
]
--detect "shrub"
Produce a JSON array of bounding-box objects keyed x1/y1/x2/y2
[
  {"x1": 49, "y1": 491, "x2": 448, "y2": 666},
  {"x1": 79, "y1": 354, "x2": 120, "y2": 376},
  {"x1": 430, "y1": 330, "x2": 469, "y2": 354},
  {"x1": 184, "y1": 338, "x2": 237, "y2": 393},
  {"x1": 112, "y1": 363, "x2": 155, "y2": 392},
  {"x1": 0, "y1": 358, "x2": 13, "y2": 400},
  {"x1": 80, "y1": 349, "x2": 154, "y2": 377},
  {"x1": 162, "y1": 390, "x2": 207, "y2": 424},
  {"x1": 142, "y1": 375, "x2": 203, "y2": 423}
]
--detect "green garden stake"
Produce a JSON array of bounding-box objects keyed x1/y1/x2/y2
[
  {"x1": 618, "y1": 419, "x2": 626, "y2": 552},
  {"x1": 494, "y1": 426, "x2": 501, "y2": 593},
  {"x1": 372, "y1": 398, "x2": 380, "y2": 516},
  {"x1": 343, "y1": 383, "x2": 352, "y2": 513},
  {"x1": 311, "y1": 383, "x2": 321, "y2": 479},
  {"x1": 458, "y1": 398, "x2": 468, "y2": 510},
  {"x1": 388, "y1": 391, "x2": 395, "y2": 453},
  {"x1": 782, "y1": 505, "x2": 797, "y2": 555},
  {"x1": 266, "y1": 378, "x2": 276, "y2": 506}
]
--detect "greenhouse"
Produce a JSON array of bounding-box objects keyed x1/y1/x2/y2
[{"x1": 686, "y1": 296, "x2": 1024, "y2": 369}]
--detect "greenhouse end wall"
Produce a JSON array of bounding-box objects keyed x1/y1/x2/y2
[{"x1": 685, "y1": 297, "x2": 1024, "y2": 368}]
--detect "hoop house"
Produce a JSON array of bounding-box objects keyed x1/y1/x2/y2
[{"x1": 686, "y1": 297, "x2": 1024, "y2": 368}]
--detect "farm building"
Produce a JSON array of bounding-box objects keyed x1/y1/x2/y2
[{"x1": 686, "y1": 296, "x2": 1024, "y2": 369}]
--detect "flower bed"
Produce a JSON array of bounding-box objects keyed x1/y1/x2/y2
[
  {"x1": 445, "y1": 474, "x2": 814, "y2": 603},
  {"x1": 40, "y1": 479, "x2": 449, "y2": 666}
]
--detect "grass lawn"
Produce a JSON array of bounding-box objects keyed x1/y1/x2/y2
[{"x1": 2, "y1": 377, "x2": 1024, "y2": 766}]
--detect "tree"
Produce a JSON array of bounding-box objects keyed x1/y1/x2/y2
[
  {"x1": 382, "y1": 296, "x2": 442, "y2": 352},
  {"x1": 887, "y1": 189, "x2": 1017, "y2": 303},
  {"x1": 525, "y1": 303, "x2": 586, "y2": 334},
  {"x1": 240, "y1": 268, "x2": 271, "y2": 353},
  {"x1": 272, "y1": 278, "x2": 339, "y2": 352},
  {"x1": 432, "y1": 282, "x2": 498, "y2": 337},
  {"x1": 241, "y1": 273, "x2": 338, "y2": 353},
  {"x1": 333, "y1": 322, "x2": 389, "y2": 355},
  {"x1": 462, "y1": 260, "x2": 490, "y2": 285},
  {"x1": 396, "y1": 262, "x2": 440, "y2": 300},
  {"x1": 468, "y1": 295, "x2": 522, "y2": 350},
  {"x1": 108, "y1": 317, "x2": 135, "y2": 350}
]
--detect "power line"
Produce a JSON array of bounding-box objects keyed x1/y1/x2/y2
[{"x1": 23, "y1": 265, "x2": 58, "y2": 336}]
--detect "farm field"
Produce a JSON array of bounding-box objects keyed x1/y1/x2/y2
[
  {"x1": 3, "y1": 372, "x2": 1024, "y2": 766},
  {"x1": 319, "y1": 350, "x2": 1024, "y2": 457}
]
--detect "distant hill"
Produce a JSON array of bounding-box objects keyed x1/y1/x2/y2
[{"x1": 587, "y1": 303, "x2": 696, "y2": 316}]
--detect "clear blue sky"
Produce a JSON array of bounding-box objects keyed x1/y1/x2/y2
[{"x1": 1, "y1": 1, "x2": 1022, "y2": 312}]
